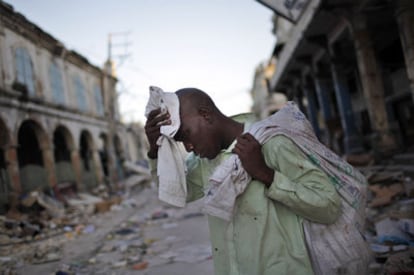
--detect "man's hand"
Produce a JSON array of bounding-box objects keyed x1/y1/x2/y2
[
  {"x1": 232, "y1": 133, "x2": 274, "y2": 187},
  {"x1": 144, "y1": 108, "x2": 171, "y2": 159}
]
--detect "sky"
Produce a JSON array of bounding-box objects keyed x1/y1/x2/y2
[{"x1": 8, "y1": 0, "x2": 276, "y2": 124}]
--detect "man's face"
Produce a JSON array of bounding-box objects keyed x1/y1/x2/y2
[{"x1": 174, "y1": 113, "x2": 221, "y2": 159}]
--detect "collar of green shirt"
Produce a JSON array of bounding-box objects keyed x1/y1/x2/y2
[{"x1": 221, "y1": 113, "x2": 257, "y2": 154}]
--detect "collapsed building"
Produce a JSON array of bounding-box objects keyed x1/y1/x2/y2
[
  {"x1": 0, "y1": 1, "x2": 142, "y2": 213},
  {"x1": 258, "y1": 0, "x2": 414, "y2": 158}
]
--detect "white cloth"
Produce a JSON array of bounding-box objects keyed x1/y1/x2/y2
[
  {"x1": 204, "y1": 101, "x2": 370, "y2": 274},
  {"x1": 145, "y1": 86, "x2": 187, "y2": 207}
]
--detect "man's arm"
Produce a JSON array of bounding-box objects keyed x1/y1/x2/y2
[
  {"x1": 263, "y1": 135, "x2": 341, "y2": 224},
  {"x1": 234, "y1": 133, "x2": 341, "y2": 224}
]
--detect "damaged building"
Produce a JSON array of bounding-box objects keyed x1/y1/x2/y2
[
  {"x1": 258, "y1": 0, "x2": 414, "y2": 158},
  {"x1": 0, "y1": 1, "x2": 134, "y2": 213},
  {"x1": 253, "y1": 2, "x2": 414, "y2": 272}
]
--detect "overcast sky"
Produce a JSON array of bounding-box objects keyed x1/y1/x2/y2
[{"x1": 8, "y1": 0, "x2": 276, "y2": 123}]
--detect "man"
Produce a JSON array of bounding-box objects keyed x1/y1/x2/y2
[{"x1": 145, "y1": 87, "x2": 369, "y2": 275}]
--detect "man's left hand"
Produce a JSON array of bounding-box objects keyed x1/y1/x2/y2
[{"x1": 232, "y1": 133, "x2": 274, "y2": 187}]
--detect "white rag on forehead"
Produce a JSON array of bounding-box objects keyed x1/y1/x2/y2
[{"x1": 145, "y1": 86, "x2": 187, "y2": 207}]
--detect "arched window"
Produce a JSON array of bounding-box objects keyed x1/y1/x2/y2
[
  {"x1": 94, "y1": 85, "x2": 104, "y2": 116},
  {"x1": 15, "y1": 47, "x2": 35, "y2": 95},
  {"x1": 73, "y1": 76, "x2": 87, "y2": 111},
  {"x1": 49, "y1": 62, "x2": 65, "y2": 104}
]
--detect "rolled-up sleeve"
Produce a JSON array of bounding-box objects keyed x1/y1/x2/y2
[{"x1": 263, "y1": 135, "x2": 341, "y2": 224}]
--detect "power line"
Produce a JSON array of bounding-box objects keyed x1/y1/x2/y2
[{"x1": 108, "y1": 31, "x2": 132, "y2": 69}]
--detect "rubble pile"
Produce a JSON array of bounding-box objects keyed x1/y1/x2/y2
[
  {"x1": 0, "y1": 161, "x2": 152, "y2": 274},
  {"x1": 359, "y1": 152, "x2": 414, "y2": 274}
]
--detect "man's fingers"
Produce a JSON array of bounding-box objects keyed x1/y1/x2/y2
[
  {"x1": 234, "y1": 142, "x2": 247, "y2": 153},
  {"x1": 232, "y1": 147, "x2": 241, "y2": 155},
  {"x1": 146, "y1": 125, "x2": 161, "y2": 135},
  {"x1": 236, "y1": 136, "x2": 251, "y2": 147},
  {"x1": 241, "y1": 133, "x2": 256, "y2": 141},
  {"x1": 147, "y1": 108, "x2": 162, "y2": 120},
  {"x1": 147, "y1": 112, "x2": 170, "y2": 128}
]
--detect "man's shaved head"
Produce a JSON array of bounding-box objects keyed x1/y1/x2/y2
[
  {"x1": 172, "y1": 87, "x2": 243, "y2": 159},
  {"x1": 175, "y1": 88, "x2": 220, "y2": 116}
]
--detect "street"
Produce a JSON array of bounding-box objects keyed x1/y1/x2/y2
[
  {"x1": 2, "y1": 186, "x2": 214, "y2": 275},
  {"x1": 1, "y1": 152, "x2": 414, "y2": 274}
]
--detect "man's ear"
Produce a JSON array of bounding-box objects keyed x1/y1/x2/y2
[{"x1": 198, "y1": 105, "x2": 213, "y2": 123}]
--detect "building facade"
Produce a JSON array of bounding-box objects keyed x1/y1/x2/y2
[
  {"x1": 260, "y1": 0, "x2": 414, "y2": 157},
  {"x1": 250, "y1": 59, "x2": 287, "y2": 120},
  {"x1": 0, "y1": 2, "x2": 130, "y2": 212}
]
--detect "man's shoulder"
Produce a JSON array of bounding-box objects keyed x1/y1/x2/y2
[
  {"x1": 230, "y1": 113, "x2": 257, "y2": 124},
  {"x1": 263, "y1": 134, "x2": 297, "y2": 151}
]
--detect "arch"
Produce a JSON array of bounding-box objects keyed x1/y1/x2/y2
[
  {"x1": 54, "y1": 125, "x2": 75, "y2": 152},
  {"x1": 79, "y1": 130, "x2": 97, "y2": 190},
  {"x1": 17, "y1": 120, "x2": 48, "y2": 193},
  {"x1": 53, "y1": 125, "x2": 76, "y2": 186},
  {"x1": 17, "y1": 120, "x2": 48, "y2": 167}
]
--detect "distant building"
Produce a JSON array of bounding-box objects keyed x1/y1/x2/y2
[
  {"x1": 125, "y1": 122, "x2": 148, "y2": 164},
  {"x1": 250, "y1": 59, "x2": 287, "y2": 120},
  {"x1": 259, "y1": 0, "x2": 414, "y2": 157},
  {"x1": 0, "y1": 1, "x2": 142, "y2": 213}
]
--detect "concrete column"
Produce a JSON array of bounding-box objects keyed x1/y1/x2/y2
[
  {"x1": 42, "y1": 147, "x2": 57, "y2": 188},
  {"x1": 330, "y1": 60, "x2": 364, "y2": 154},
  {"x1": 303, "y1": 85, "x2": 321, "y2": 139},
  {"x1": 70, "y1": 149, "x2": 83, "y2": 191},
  {"x1": 92, "y1": 149, "x2": 104, "y2": 185},
  {"x1": 313, "y1": 75, "x2": 334, "y2": 146},
  {"x1": 314, "y1": 76, "x2": 333, "y2": 122},
  {"x1": 106, "y1": 146, "x2": 118, "y2": 184},
  {"x1": 395, "y1": 0, "x2": 414, "y2": 102},
  {"x1": 4, "y1": 144, "x2": 21, "y2": 194},
  {"x1": 351, "y1": 14, "x2": 397, "y2": 153}
]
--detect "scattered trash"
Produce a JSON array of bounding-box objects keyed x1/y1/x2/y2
[
  {"x1": 151, "y1": 210, "x2": 168, "y2": 220},
  {"x1": 162, "y1": 223, "x2": 178, "y2": 229},
  {"x1": 115, "y1": 228, "x2": 136, "y2": 235},
  {"x1": 83, "y1": 224, "x2": 95, "y2": 234},
  {"x1": 181, "y1": 212, "x2": 204, "y2": 219},
  {"x1": 112, "y1": 260, "x2": 127, "y2": 268},
  {"x1": 21, "y1": 191, "x2": 65, "y2": 218},
  {"x1": 131, "y1": 261, "x2": 148, "y2": 270},
  {"x1": 159, "y1": 244, "x2": 212, "y2": 263},
  {"x1": 369, "y1": 183, "x2": 405, "y2": 207}
]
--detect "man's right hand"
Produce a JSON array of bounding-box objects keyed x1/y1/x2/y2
[{"x1": 144, "y1": 108, "x2": 171, "y2": 159}]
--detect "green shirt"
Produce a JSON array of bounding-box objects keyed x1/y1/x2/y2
[{"x1": 151, "y1": 115, "x2": 341, "y2": 275}]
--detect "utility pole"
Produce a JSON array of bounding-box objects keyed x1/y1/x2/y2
[
  {"x1": 104, "y1": 31, "x2": 132, "y2": 185},
  {"x1": 107, "y1": 31, "x2": 132, "y2": 72}
]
